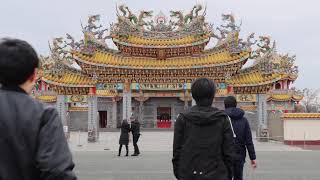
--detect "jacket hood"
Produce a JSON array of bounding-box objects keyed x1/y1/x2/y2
[
  {"x1": 183, "y1": 105, "x2": 226, "y2": 126},
  {"x1": 131, "y1": 120, "x2": 140, "y2": 125},
  {"x1": 224, "y1": 107, "x2": 245, "y2": 120}
]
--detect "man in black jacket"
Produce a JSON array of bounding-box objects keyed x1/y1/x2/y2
[
  {"x1": 172, "y1": 78, "x2": 235, "y2": 180},
  {"x1": 224, "y1": 96, "x2": 257, "y2": 180},
  {"x1": 130, "y1": 117, "x2": 141, "y2": 156},
  {"x1": 0, "y1": 38, "x2": 77, "y2": 180}
]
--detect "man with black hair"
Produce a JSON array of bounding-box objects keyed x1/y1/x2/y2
[
  {"x1": 0, "y1": 38, "x2": 77, "y2": 180},
  {"x1": 172, "y1": 78, "x2": 235, "y2": 180},
  {"x1": 130, "y1": 117, "x2": 141, "y2": 156},
  {"x1": 224, "y1": 96, "x2": 257, "y2": 180}
]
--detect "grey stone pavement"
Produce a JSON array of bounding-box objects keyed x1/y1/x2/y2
[{"x1": 69, "y1": 132, "x2": 320, "y2": 180}]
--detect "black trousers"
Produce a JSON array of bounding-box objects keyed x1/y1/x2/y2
[
  {"x1": 133, "y1": 134, "x2": 140, "y2": 154},
  {"x1": 233, "y1": 161, "x2": 244, "y2": 180},
  {"x1": 118, "y1": 144, "x2": 129, "y2": 156}
]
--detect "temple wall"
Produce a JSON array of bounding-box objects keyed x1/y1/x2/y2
[
  {"x1": 267, "y1": 111, "x2": 284, "y2": 141},
  {"x1": 284, "y1": 118, "x2": 320, "y2": 142},
  {"x1": 244, "y1": 112, "x2": 258, "y2": 132},
  {"x1": 142, "y1": 100, "x2": 156, "y2": 128},
  {"x1": 97, "y1": 97, "x2": 114, "y2": 128},
  {"x1": 69, "y1": 111, "x2": 88, "y2": 131}
]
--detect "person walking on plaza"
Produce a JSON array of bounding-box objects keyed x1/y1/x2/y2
[
  {"x1": 224, "y1": 96, "x2": 257, "y2": 180},
  {"x1": 0, "y1": 38, "x2": 77, "y2": 180},
  {"x1": 172, "y1": 78, "x2": 235, "y2": 180},
  {"x1": 130, "y1": 117, "x2": 141, "y2": 156},
  {"x1": 118, "y1": 120, "x2": 131, "y2": 156}
]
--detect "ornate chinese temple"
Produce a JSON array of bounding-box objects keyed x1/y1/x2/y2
[{"x1": 35, "y1": 5, "x2": 302, "y2": 141}]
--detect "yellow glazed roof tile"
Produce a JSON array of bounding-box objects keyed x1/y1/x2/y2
[
  {"x1": 112, "y1": 33, "x2": 211, "y2": 47},
  {"x1": 42, "y1": 72, "x2": 96, "y2": 87},
  {"x1": 73, "y1": 49, "x2": 250, "y2": 69},
  {"x1": 282, "y1": 113, "x2": 320, "y2": 119},
  {"x1": 226, "y1": 72, "x2": 282, "y2": 86}
]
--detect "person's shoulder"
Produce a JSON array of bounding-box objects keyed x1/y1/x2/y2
[
  {"x1": 212, "y1": 107, "x2": 228, "y2": 120},
  {"x1": 16, "y1": 93, "x2": 59, "y2": 118},
  {"x1": 175, "y1": 113, "x2": 185, "y2": 123},
  {"x1": 4, "y1": 90, "x2": 46, "y2": 110}
]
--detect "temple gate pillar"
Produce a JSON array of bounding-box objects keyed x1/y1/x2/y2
[
  {"x1": 122, "y1": 81, "x2": 132, "y2": 121},
  {"x1": 111, "y1": 98, "x2": 118, "y2": 128},
  {"x1": 257, "y1": 94, "x2": 269, "y2": 142},
  {"x1": 88, "y1": 95, "x2": 98, "y2": 142},
  {"x1": 134, "y1": 90, "x2": 148, "y2": 123},
  {"x1": 56, "y1": 95, "x2": 67, "y2": 125},
  {"x1": 56, "y1": 95, "x2": 68, "y2": 139}
]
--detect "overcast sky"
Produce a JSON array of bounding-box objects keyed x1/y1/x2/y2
[{"x1": 1, "y1": 0, "x2": 319, "y2": 89}]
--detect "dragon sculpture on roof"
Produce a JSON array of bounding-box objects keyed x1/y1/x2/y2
[{"x1": 112, "y1": 4, "x2": 210, "y2": 38}]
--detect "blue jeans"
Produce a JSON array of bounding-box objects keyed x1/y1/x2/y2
[{"x1": 233, "y1": 161, "x2": 244, "y2": 180}]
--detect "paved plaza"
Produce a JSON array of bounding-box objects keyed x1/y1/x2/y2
[{"x1": 69, "y1": 132, "x2": 320, "y2": 180}]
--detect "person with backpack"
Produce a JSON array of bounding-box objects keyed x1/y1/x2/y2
[
  {"x1": 172, "y1": 78, "x2": 235, "y2": 180},
  {"x1": 224, "y1": 96, "x2": 257, "y2": 180}
]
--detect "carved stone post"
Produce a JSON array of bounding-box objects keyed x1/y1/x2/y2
[
  {"x1": 257, "y1": 94, "x2": 268, "y2": 142},
  {"x1": 122, "y1": 81, "x2": 132, "y2": 121},
  {"x1": 56, "y1": 95, "x2": 69, "y2": 139},
  {"x1": 112, "y1": 98, "x2": 118, "y2": 128},
  {"x1": 88, "y1": 95, "x2": 98, "y2": 142},
  {"x1": 183, "y1": 90, "x2": 192, "y2": 110}
]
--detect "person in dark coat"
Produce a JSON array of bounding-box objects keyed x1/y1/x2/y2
[
  {"x1": 0, "y1": 38, "x2": 77, "y2": 180},
  {"x1": 224, "y1": 96, "x2": 257, "y2": 180},
  {"x1": 130, "y1": 117, "x2": 141, "y2": 156},
  {"x1": 118, "y1": 120, "x2": 130, "y2": 156},
  {"x1": 172, "y1": 78, "x2": 235, "y2": 180}
]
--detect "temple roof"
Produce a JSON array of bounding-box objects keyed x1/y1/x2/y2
[
  {"x1": 267, "y1": 90, "x2": 303, "y2": 102},
  {"x1": 42, "y1": 72, "x2": 95, "y2": 87},
  {"x1": 227, "y1": 72, "x2": 282, "y2": 87},
  {"x1": 38, "y1": 5, "x2": 299, "y2": 95},
  {"x1": 73, "y1": 49, "x2": 250, "y2": 69},
  {"x1": 35, "y1": 95, "x2": 57, "y2": 103},
  {"x1": 112, "y1": 33, "x2": 211, "y2": 48}
]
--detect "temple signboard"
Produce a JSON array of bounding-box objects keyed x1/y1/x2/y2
[
  {"x1": 236, "y1": 94, "x2": 257, "y2": 102},
  {"x1": 66, "y1": 95, "x2": 88, "y2": 103},
  {"x1": 96, "y1": 83, "x2": 123, "y2": 90},
  {"x1": 131, "y1": 83, "x2": 191, "y2": 91}
]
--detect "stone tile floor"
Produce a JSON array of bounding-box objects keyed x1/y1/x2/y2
[
  {"x1": 68, "y1": 132, "x2": 307, "y2": 152},
  {"x1": 69, "y1": 132, "x2": 320, "y2": 180}
]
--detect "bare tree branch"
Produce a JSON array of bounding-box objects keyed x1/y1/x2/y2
[{"x1": 301, "y1": 88, "x2": 320, "y2": 113}]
